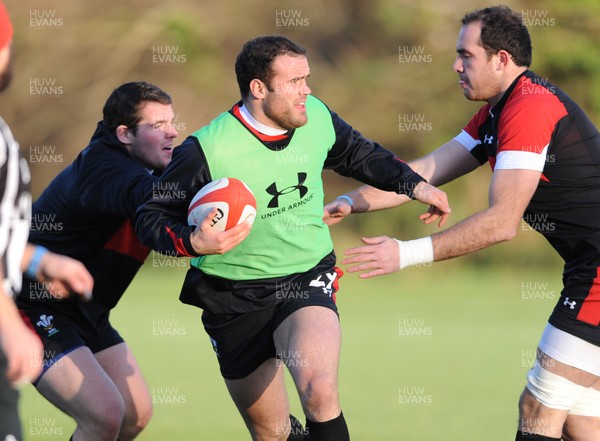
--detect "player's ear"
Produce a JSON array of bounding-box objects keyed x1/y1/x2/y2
[
  {"x1": 249, "y1": 79, "x2": 267, "y2": 99},
  {"x1": 496, "y1": 50, "x2": 511, "y2": 70},
  {"x1": 116, "y1": 125, "x2": 133, "y2": 144}
]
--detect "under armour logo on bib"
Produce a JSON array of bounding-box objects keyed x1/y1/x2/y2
[{"x1": 265, "y1": 172, "x2": 308, "y2": 208}]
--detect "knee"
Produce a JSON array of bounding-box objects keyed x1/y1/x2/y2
[
  {"x1": 78, "y1": 394, "x2": 126, "y2": 438},
  {"x1": 119, "y1": 398, "x2": 153, "y2": 440},
  {"x1": 298, "y1": 374, "x2": 338, "y2": 419},
  {"x1": 248, "y1": 421, "x2": 290, "y2": 441}
]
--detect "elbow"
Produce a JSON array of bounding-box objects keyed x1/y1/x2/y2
[{"x1": 494, "y1": 221, "x2": 519, "y2": 243}]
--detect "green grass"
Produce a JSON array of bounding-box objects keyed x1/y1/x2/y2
[{"x1": 19, "y1": 259, "x2": 561, "y2": 440}]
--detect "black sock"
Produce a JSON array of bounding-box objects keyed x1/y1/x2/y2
[
  {"x1": 515, "y1": 430, "x2": 561, "y2": 441},
  {"x1": 305, "y1": 412, "x2": 349, "y2": 441},
  {"x1": 287, "y1": 414, "x2": 308, "y2": 440}
]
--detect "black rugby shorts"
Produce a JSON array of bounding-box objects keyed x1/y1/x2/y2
[
  {"x1": 201, "y1": 263, "x2": 343, "y2": 379},
  {"x1": 18, "y1": 303, "x2": 124, "y2": 383}
]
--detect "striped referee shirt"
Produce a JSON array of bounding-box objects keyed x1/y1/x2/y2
[{"x1": 0, "y1": 116, "x2": 31, "y2": 297}]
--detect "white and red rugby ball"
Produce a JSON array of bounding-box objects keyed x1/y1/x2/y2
[{"x1": 187, "y1": 177, "x2": 257, "y2": 231}]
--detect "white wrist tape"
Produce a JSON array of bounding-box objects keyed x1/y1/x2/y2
[{"x1": 395, "y1": 237, "x2": 434, "y2": 269}]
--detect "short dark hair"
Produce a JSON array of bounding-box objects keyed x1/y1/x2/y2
[
  {"x1": 102, "y1": 81, "x2": 172, "y2": 134},
  {"x1": 462, "y1": 5, "x2": 532, "y2": 67},
  {"x1": 235, "y1": 35, "x2": 307, "y2": 99}
]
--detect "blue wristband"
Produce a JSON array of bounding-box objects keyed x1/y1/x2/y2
[
  {"x1": 336, "y1": 195, "x2": 354, "y2": 208},
  {"x1": 26, "y1": 246, "x2": 49, "y2": 279}
]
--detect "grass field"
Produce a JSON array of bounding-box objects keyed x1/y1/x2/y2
[{"x1": 19, "y1": 256, "x2": 561, "y2": 441}]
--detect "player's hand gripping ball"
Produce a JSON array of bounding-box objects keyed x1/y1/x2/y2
[{"x1": 187, "y1": 177, "x2": 257, "y2": 231}]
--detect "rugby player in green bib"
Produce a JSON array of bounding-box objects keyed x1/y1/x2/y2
[{"x1": 136, "y1": 35, "x2": 450, "y2": 440}]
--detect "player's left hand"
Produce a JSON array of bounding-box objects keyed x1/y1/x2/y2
[
  {"x1": 342, "y1": 236, "x2": 399, "y2": 279},
  {"x1": 323, "y1": 198, "x2": 352, "y2": 226},
  {"x1": 38, "y1": 252, "x2": 94, "y2": 301},
  {"x1": 412, "y1": 182, "x2": 451, "y2": 227}
]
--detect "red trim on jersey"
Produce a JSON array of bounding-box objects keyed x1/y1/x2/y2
[
  {"x1": 464, "y1": 75, "x2": 567, "y2": 181},
  {"x1": 463, "y1": 105, "x2": 490, "y2": 140},
  {"x1": 166, "y1": 225, "x2": 192, "y2": 256},
  {"x1": 103, "y1": 221, "x2": 150, "y2": 262},
  {"x1": 497, "y1": 76, "x2": 567, "y2": 156},
  {"x1": 577, "y1": 267, "x2": 600, "y2": 326},
  {"x1": 231, "y1": 104, "x2": 289, "y2": 142}
]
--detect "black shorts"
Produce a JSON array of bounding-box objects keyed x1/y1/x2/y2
[
  {"x1": 201, "y1": 260, "x2": 344, "y2": 380},
  {"x1": 0, "y1": 349, "x2": 21, "y2": 440},
  {"x1": 549, "y1": 264, "x2": 600, "y2": 346},
  {"x1": 18, "y1": 303, "x2": 123, "y2": 383}
]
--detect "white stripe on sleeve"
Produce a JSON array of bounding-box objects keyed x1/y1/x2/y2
[
  {"x1": 453, "y1": 130, "x2": 481, "y2": 152},
  {"x1": 495, "y1": 145, "x2": 549, "y2": 171}
]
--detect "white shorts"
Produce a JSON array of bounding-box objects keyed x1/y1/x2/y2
[{"x1": 538, "y1": 323, "x2": 600, "y2": 376}]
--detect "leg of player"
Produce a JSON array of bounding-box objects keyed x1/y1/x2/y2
[
  {"x1": 224, "y1": 359, "x2": 292, "y2": 440},
  {"x1": 562, "y1": 374, "x2": 600, "y2": 441},
  {"x1": 273, "y1": 306, "x2": 349, "y2": 441},
  {"x1": 564, "y1": 415, "x2": 600, "y2": 441},
  {"x1": 517, "y1": 352, "x2": 600, "y2": 441},
  {"x1": 517, "y1": 388, "x2": 568, "y2": 440},
  {"x1": 0, "y1": 349, "x2": 21, "y2": 440},
  {"x1": 35, "y1": 346, "x2": 126, "y2": 441},
  {"x1": 94, "y1": 342, "x2": 153, "y2": 440}
]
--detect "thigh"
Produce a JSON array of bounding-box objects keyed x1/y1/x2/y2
[
  {"x1": 537, "y1": 324, "x2": 600, "y2": 386},
  {"x1": 225, "y1": 359, "x2": 290, "y2": 440},
  {"x1": 564, "y1": 414, "x2": 600, "y2": 441},
  {"x1": 520, "y1": 326, "x2": 600, "y2": 439},
  {"x1": 274, "y1": 305, "x2": 341, "y2": 421},
  {"x1": 271, "y1": 263, "x2": 343, "y2": 378},
  {"x1": 563, "y1": 373, "x2": 600, "y2": 440},
  {"x1": 94, "y1": 343, "x2": 152, "y2": 426},
  {"x1": 274, "y1": 306, "x2": 341, "y2": 378},
  {"x1": 35, "y1": 346, "x2": 124, "y2": 421}
]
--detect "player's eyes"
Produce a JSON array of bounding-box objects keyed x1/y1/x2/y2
[{"x1": 151, "y1": 121, "x2": 174, "y2": 130}]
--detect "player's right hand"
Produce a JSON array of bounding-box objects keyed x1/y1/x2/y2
[
  {"x1": 412, "y1": 182, "x2": 451, "y2": 228},
  {"x1": 190, "y1": 207, "x2": 252, "y2": 255},
  {"x1": 37, "y1": 251, "x2": 94, "y2": 301},
  {"x1": 323, "y1": 199, "x2": 352, "y2": 226}
]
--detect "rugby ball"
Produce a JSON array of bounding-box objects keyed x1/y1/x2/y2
[{"x1": 187, "y1": 178, "x2": 256, "y2": 231}]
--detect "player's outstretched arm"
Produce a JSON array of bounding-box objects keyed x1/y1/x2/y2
[
  {"x1": 324, "y1": 181, "x2": 450, "y2": 228},
  {"x1": 323, "y1": 139, "x2": 479, "y2": 226},
  {"x1": 21, "y1": 244, "x2": 94, "y2": 300},
  {"x1": 342, "y1": 168, "x2": 541, "y2": 278}
]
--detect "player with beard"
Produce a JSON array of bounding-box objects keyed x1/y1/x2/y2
[{"x1": 136, "y1": 35, "x2": 451, "y2": 440}]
